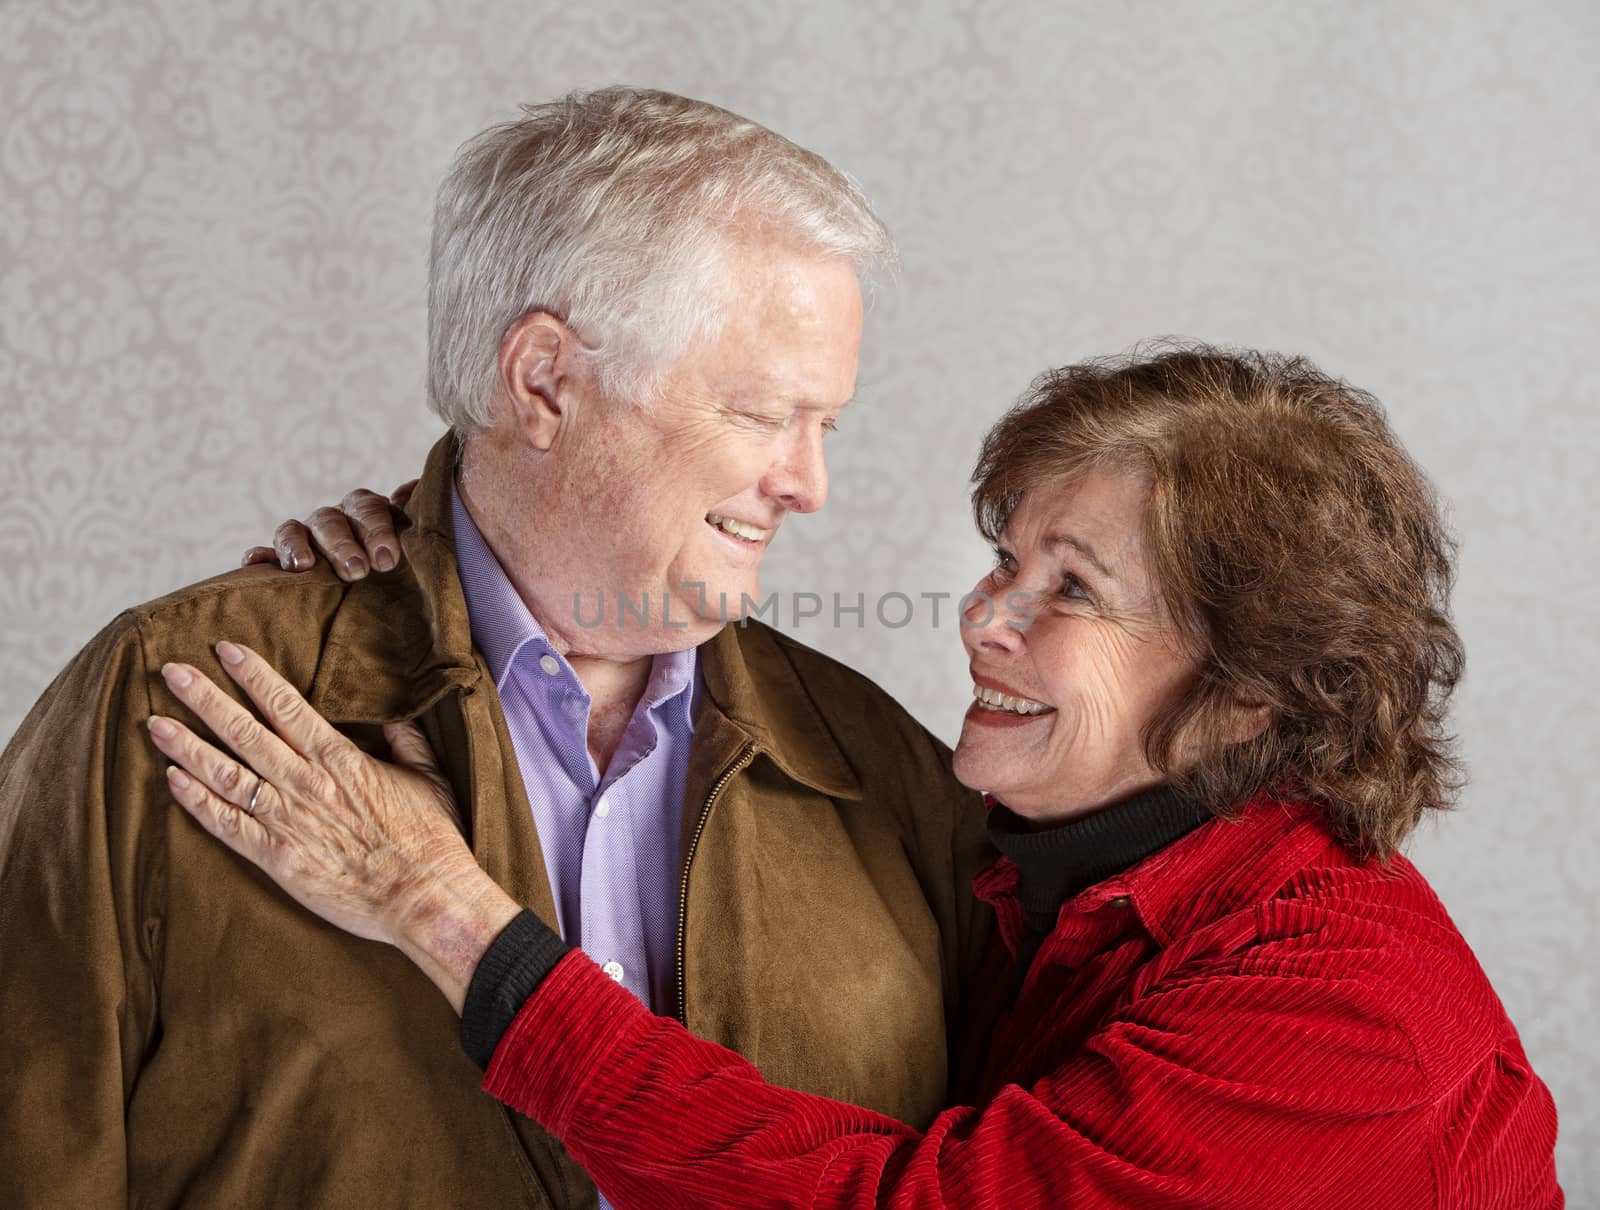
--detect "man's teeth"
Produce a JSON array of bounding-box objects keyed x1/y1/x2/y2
[
  {"x1": 971, "y1": 684, "x2": 1054, "y2": 716},
  {"x1": 707, "y1": 514, "x2": 771, "y2": 542}
]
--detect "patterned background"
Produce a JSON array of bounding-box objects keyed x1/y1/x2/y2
[{"x1": 2, "y1": 0, "x2": 1595, "y2": 1193}]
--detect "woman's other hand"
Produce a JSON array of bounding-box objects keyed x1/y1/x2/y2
[
  {"x1": 240, "y1": 480, "x2": 418, "y2": 580},
  {"x1": 146, "y1": 640, "x2": 518, "y2": 1012}
]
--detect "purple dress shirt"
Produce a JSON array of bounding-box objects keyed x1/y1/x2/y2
[{"x1": 451, "y1": 483, "x2": 699, "y2": 1020}]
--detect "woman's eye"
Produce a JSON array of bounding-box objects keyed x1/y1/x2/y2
[
  {"x1": 1060, "y1": 573, "x2": 1092, "y2": 602},
  {"x1": 991, "y1": 550, "x2": 1017, "y2": 578}
]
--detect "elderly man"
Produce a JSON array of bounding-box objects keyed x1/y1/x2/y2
[{"x1": 0, "y1": 89, "x2": 989, "y2": 1208}]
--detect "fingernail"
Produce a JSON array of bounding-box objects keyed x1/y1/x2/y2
[
  {"x1": 342, "y1": 555, "x2": 369, "y2": 578},
  {"x1": 148, "y1": 715, "x2": 178, "y2": 739},
  {"x1": 162, "y1": 663, "x2": 193, "y2": 689},
  {"x1": 166, "y1": 766, "x2": 192, "y2": 790},
  {"x1": 373, "y1": 546, "x2": 396, "y2": 572},
  {"x1": 289, "y1": 553, "x2": 309, "y2": 571},
  {"x1": 216, "y1": 641, "x2": 245, "y2": 666}
]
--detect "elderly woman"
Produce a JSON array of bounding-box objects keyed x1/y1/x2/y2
[{"x1": 148, "y1": 345, "x2": 1562, "y2": 1206}]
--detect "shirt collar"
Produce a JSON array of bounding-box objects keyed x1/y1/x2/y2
[
  {"x1": 640, "y1": 641, "x2": 699, "y2": 731},
  {"x1": 449, "y1": 480, "x2": 554, "y2": 687}
]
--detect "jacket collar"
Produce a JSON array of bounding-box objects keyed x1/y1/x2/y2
[
  {"x1": 693, "y1": 623, "x2": 863, "y2": 802},
  {"x1": 976, "y1": 792, "x2": 1339, "y2": 947},
  {"x1": 306, "y1": 433, "x2": 483, "y2": 724},
  {"x1": 305, "y1": 432, "x2": 865, "y2": 806}
]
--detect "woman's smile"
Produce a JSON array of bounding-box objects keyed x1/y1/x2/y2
[{"x1": 966, "y1": 673, "x2": 1056, "y2": 727}]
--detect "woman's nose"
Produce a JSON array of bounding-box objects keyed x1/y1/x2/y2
[{"x1": 961, "y1": 585, "x2": 1035, "y2": 652}]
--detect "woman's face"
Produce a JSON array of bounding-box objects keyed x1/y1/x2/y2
[{"x1": 953, "y1": 465, "x2": 1198, "y2": 823}]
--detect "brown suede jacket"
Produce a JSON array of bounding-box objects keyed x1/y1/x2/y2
[{"x1": 0, "y1": 435, "x2": 993, "y2": 1209}]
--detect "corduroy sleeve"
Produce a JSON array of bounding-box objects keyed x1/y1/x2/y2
[{"x1": 479, "y1": 948, "x2": 1563, "y2": 1208}]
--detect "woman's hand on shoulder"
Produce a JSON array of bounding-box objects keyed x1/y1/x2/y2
[
  {"x1": 146, "y1": 640, "x2": 518, "y2": 1012},
  {"x1": 241, "y1": 481, "x2": 418, "y2": 580}
]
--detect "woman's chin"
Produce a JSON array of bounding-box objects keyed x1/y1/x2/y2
[{"x1": 952, "y1": 725, "x2": 1031, "y2": 803}]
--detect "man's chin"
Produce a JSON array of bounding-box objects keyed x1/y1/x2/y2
[{"x1": 674, "y1": 572, "x2": 763, "y2": 627}]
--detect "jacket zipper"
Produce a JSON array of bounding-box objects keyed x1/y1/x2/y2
[{"x1": 676, "y1": 744, "x2": 756, "y2": 1023}]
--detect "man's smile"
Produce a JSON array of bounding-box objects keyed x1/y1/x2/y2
[{"x1": 705, "y1": 512, "x2": 774, "y2": 545}]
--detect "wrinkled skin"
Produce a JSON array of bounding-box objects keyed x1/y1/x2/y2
[
  {"x1": 242, "y1": 480, "x2": 416, "y2": 580},
  {"x1": 146, "y1": 640, "x2": 515, "y2": 1012}
]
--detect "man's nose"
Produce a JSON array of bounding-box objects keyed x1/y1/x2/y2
[{"x1": 764, "y1": 425, "x2": 829, "y2": 514}]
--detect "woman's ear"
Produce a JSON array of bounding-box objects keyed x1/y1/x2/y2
[{"x1": 1226, "y1": 693, "x2": 1274, "y2": 745}]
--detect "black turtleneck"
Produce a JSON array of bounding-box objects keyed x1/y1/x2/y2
[{"x1": 986, "y1": 783, "x2": 1213, "y2": 994}]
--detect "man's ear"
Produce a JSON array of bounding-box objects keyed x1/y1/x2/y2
[{"x1": 496, "y1": 312, "x2": 587, "y2": 452}]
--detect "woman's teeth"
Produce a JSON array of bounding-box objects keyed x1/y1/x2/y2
[
  {"x1": 707, "y1": 514, "x2": 771, "y2": 543},
  {"x1": 972, "y1": 684, "x2": 1054, "y2": 715}
]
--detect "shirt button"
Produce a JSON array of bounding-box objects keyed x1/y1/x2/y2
[
  {"x1": 538, "y1": 653, "x2": 560, "y2": 676},
  {"x1": 595, "y1": 799, "x2": 611, "y2": 819},
  {"x1": 601, "y1": 960, "x2": 625, "y2": 982}
]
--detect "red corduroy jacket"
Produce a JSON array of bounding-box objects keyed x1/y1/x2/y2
[{"x1": 483, "y1": 796, "x2": 1563, "y2": 1208}]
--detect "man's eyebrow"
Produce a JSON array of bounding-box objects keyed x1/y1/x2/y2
[
  {"x1": 1044, "y1": 532, "x2": 1113, "y2": 579},
  {"x1": 789, "y1": 394, "x2": 857, "y2": 411},
  {"x1": 731, "y1": 393, "x2": 856, "y2": 411}
]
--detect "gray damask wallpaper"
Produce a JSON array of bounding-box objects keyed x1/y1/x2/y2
[{"x1": 2, "y1": 0, "x2": 1595, "y2": 1195}]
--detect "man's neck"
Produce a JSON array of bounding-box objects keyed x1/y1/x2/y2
[{"x1": 457, "y1": 446, "x2": 661, "y2": 776}]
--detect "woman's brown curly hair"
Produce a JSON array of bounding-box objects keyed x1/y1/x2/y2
[{"x1": 971, "y1": 342, "x2": 1465, "y2": 859}]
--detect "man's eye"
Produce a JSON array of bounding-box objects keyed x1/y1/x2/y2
[
  {"x1": 992, "y1": 549, "x2": 1017, "y2": 577},
  {"x1": 739, "y1": 411, "x2": 789, "y2": 432}
]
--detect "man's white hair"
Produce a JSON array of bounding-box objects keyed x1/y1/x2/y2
[{"x1": 428, "y1": 87, "x2": 897, "y2": 433}]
